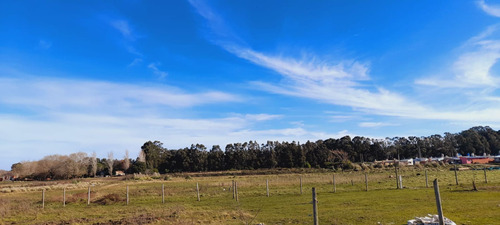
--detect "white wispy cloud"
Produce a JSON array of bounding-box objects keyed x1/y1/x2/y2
[
  {"x1": 128, "y1": 58, "x2": 143, "y2": 67},
  {"x1": 0, "y1": 76, "x2": 239, "y2": 110},
  {"x1": 188, "y1": 0, "x2": 500, "y2": 124},
  {"x1": 416, "y1": 26, "x2": 500, "y2": 88},
  {"x1": 148, "y1": 63, "x2": 168, "y2": 79},
  {"x1": 110, "y1": 20, "x2": 135, "y2": 40},
  {"x1": 358, "y1": 122, "x2": 399, "y2": 128},
  {"x1": 478, "y1": 0, "x2": 500, "y2": 17},
  {"x1": 1, "y1": 75, "x2": 337, "y2": 168}
]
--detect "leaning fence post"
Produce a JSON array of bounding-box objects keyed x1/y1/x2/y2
[
  {"x1": 126, "y1": 185, "x2": 129, "y2": 205},
  {"x1": 484, "y1": 167, "x2": 488, "y2": 184},
  {"x1": 42, "y1": 189, "x2": 45, "y2": 209},
  {"x1": 162, "y1": 184, "x2": 165, "y2": 203},
  {"x1": 196, "y1": 182, "x2": 200, "y2": 202},
  {"x1": 433, "y1": 179, "x2": 445, "y2": 225},
  {"x1": 266, "y1": 179, "x2": 269, "y2": 197},
  {"x1": 454, "y1": 165, "x2": 459, "y2": 185},
  {"x1": 425, "y1": 170, "x2": 429, "y2": 188},
  {"x1": 333, "y1": 174, "x2": 336, "y2": 193},
  {"x1": 63, "y1": 187, "x2": 66, "y2": 207},
  {"x1": 312, "y1": 187, "x2": 319, "y2": 225},
  {"x1": 300, "y1": 176, "x2": 303, "y2": 195},
  {"x1": 87, "y1": 186, "x2": 91, "y2": 206}
]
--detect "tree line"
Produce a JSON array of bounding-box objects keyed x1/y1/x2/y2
[{"x1": 11, "y1": 126, "x2": 500, "y2": 180}]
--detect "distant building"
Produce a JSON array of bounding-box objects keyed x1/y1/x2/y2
[
  {"x1": 115, "y1": 170, "x2": 126, "y2": 176},
  {"x1": 399, "y1": 158, "x2": 414, "y2": 166},
  {"x1": 459, "y1": 156, "x2": 493, "y2": 164}
]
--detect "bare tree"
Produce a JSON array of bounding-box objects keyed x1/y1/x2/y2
[
  {"x1": 107, "y1": 152, "x2": 114, "y2": 176},
  {"x1": 91, "y1": 152, "x2": 97, "y2": 177},
  {"x1": 138, "y1": 150, "x2": 146, "y2": 162},
  {"x1": 123, "y1": 150, "x2": 130, "y2": 171}
]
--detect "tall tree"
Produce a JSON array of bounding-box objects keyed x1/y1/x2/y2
[
  {"x1": 107, "y1": 152, "x2": 114, "y2": 176},
  {"x1": 91, "y1": 152, "x2": 97, "y2": 177},
  {"x1": 123, "y1": 150, "x2": 130, "y2": 172}
]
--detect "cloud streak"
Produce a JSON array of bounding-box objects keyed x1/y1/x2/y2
[
  {"x1": 0, "y1": 76, "x2": 239, "y2": 110},
  {"x1": 478, "y1": 0, "x2": 500, "y2": 17},
  {"x1": 188, "y1": 0, "x2": 500, "y2": 124},
  {"x1": 148, "y1": 63, "x2": 168, "y2": 79}
]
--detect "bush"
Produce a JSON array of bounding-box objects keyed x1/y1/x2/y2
[{"x1": 93, "y1": 194, "x2": 123, "y2": 205}]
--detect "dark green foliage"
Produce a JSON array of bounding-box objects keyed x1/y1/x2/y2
[{"x1": 12, "y1": 126, "x2": 500, "y2": 179}]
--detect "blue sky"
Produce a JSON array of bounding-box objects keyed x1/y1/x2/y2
[{"x1": 2, "y1": 0, "x2": 500, "y2": 169}]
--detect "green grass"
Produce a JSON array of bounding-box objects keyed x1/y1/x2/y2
[{"x1": 1, "y1": 166, "x2": 499, "y2": 224}]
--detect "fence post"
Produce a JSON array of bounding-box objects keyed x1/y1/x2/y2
[
  {"x1": 433, "y1": 179, "x2": 445, "y2": 225},
  {"x1": 300, "y1": 176, "x2": 303, "y2": 195},
  {"x1": 126, "y1": 185, "x2": 129, "y2": 205},
  {"x1": 333, "y1": 174, "x2": 336, "y2": 193},
  {"x1": 364, "y1": 173, "x2": 368, "y2": 192},
  {"x1": 42, "y1": 189, "x2": 45, "y2": 209},
  {"x1": 395, "y1": 166, "x2": 399, "y2": 189},
  {"x1": 484, "y1": 167, "x2": 488, "y2": 183},
  {"x1": 266, "y1": 179, "x2": 269, "y2": 197},
  {"x1": 235, "y1": 182, "x2": 239, "y2": 202},
  {"x1": 196, "y1": 182, "x2": 200, "y2": 202},
  {"x1": 87, "y1": 186, "x2": 91, "y2": 206},
  {"x1": 425, "y1": 170, "x2": 429, "y2": 188},
  {"x1": 63, "y1": 187, "x2": 66, "y2": 207},
  {"x1": 162, "y1": 184, "x2": 165, "y2": 203},
  {"x1": 454, "y1": 165, "x2": 459, "y2": 185},
  {"x1": 399, "y1": 175, "x2": 403, "y2": 189},
  {"x1": 312, "y1": 187, "x2": 319, "y2": 225},
  {"x1": 232, "y1": 180, "x2": 235, "y2": 199}
]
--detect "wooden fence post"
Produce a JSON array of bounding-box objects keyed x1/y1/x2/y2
[
  {"x1": 395, "y1": 166, "x2": 399, "y2": 189},
  {"x1": 484, "y1": 167, "x2": 488, "y2": 183},
  {"x1": 333, "y1": 174, "x2": 336, "y2": 193},
  {"x1": 425, "y1": 170, "x2": 429, "y2": 188},
  {"x1": 300, "y1": 176, "x2": 303, "y2": 195},
  {"x1": 87, "y1": 186, "x2": 91, "y2": 206},
  {"x1": 364, "y1": 173, "x2": 368, "y2": 192},
  {"x1": 454, "y1": 165, "x2": 459, "y2": 185},
  {"x1": 235, "y1": 182, "x2": 239, "y2": 202},
  {"x1": 433, "y1": 179, "x2": 445, "y2": 225},
  {"x1": 312, "y1": 187, "x2": 319, "y2": 225},
  {"x1": 126, "y1": 185, "x2": 129, "y2": 205},
  {"x1": 232, "y1": 180, "x2": 235, "y2": 199},
  {"x1": 196, "y1": 182, "x2": 200, "y2": 202},
  {"x1": 63, "y1": 187, "x2": 66, "y2": 207},
  {"x1": 266, "y1": 179, "x2": 269, "y2": 197},
  {"x1": 162, "y1": 184, "x2": 165, "y2": 203},
  {"x1": 42, "y1": 189, "x2": 45, "y2": 209}
]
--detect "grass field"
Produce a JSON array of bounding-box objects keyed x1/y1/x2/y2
[{"x1": 1, "y1": 165, "x2": 499, "y2": 225}]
